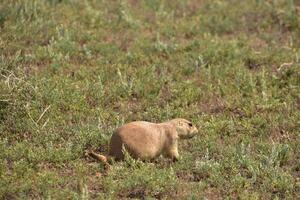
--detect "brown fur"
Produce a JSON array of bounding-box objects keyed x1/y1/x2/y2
[{"x1": 87, "y1": 118, "x2": 198, "y2": 164}]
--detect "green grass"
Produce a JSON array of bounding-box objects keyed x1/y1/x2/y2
[{"x1": 1, "y1": 0, "x2": 300, "y2": 199}]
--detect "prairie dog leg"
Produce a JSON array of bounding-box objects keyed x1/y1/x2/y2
[
  {"x1": 170, "y1": 148, "x2": 180, "y2": 161},
  {"x1": 166, "y1": 140, "x2": 180, "y2": 161}
]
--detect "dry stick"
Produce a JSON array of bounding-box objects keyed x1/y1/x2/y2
[
  {"x1": 26, "y1": 107, "x2": 39, "y2": 128},
  {"x1": 25, "y1": 105, "x2": 51, "y2": 128},
  {"x1": 36, "y1": 105, "x2": 51, "y2": 124},
  {"x1": 41, "y1": 118, "x2": 49, "y2": 129}
]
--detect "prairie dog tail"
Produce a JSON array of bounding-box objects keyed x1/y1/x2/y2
[{"x1": 86, "y1": 150, "x2": 109, "y2": 166}]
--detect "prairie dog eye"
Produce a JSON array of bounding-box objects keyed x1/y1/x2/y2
[{"x1": 188, "y1": 122, "x2": 193, "y2": 127}]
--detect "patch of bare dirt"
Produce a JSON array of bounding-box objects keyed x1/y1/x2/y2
[
  {"x1": 176, "y1": 170, "x2": 208, "y2": 182},
  {"x1": 152, "y1": 157, "x2": 174, "y2": 169},
  {"x1": 248, "y1": 37, "x2": 268, "y2": 51},
  {"x1": 203, "y1": 187, "x2": 222, "y2": 200},
  {"x1": 198, "y1": 97, "x2": 226, "y2": 115},
  {"x1": 244, "y1": 58, "x2": 261, "y2": 70},
  {"x1": 118, "y1": 186, "x2": 146, "y2": 199}
]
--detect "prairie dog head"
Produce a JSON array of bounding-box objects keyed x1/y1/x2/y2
[{"x1": 169, "y1": 118, "x2": 198, "y2": 139}]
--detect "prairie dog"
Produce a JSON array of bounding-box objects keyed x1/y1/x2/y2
[{"x1": 88, "y1": 118, "x2": 198, "y2": 164}]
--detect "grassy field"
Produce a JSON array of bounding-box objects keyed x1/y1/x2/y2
[{"x1": 1, "y1": 0, "x2": 300, "y2": 199}]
